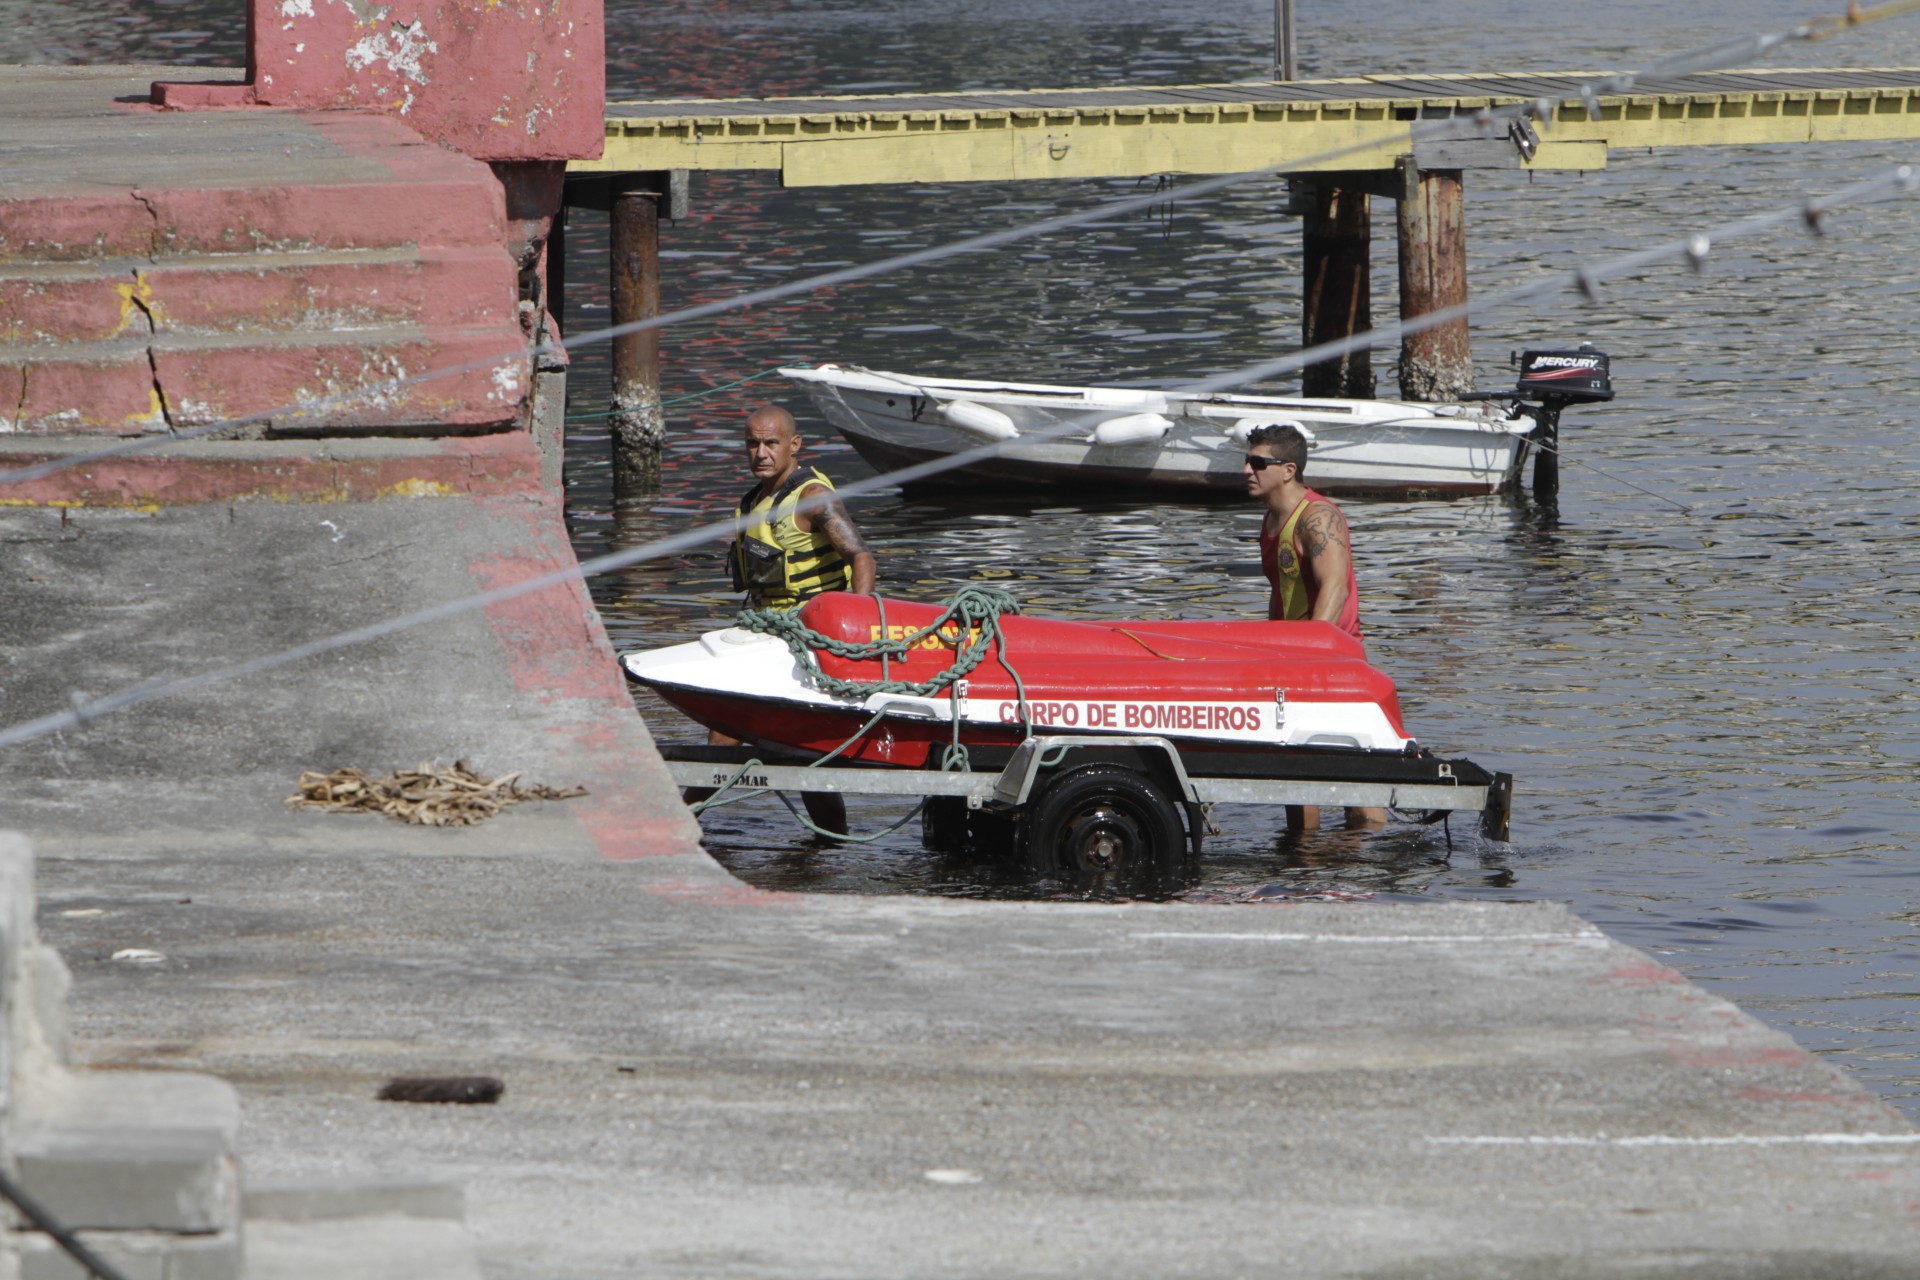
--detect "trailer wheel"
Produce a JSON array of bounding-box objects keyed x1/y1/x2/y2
[
  {"x1": 1025, "y1": 765, "x2": 1186, "y2": 879},
  {"x1": 922, "y1": 796, "x2": 1018, "y2": 857},
  {"x1": 921, "y1": 796, "x2": 969, "y2": 853}
]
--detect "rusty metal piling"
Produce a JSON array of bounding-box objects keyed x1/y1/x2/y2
[{"x1": 1395, "y1": 162, "x2": 1471, "y2": 402}]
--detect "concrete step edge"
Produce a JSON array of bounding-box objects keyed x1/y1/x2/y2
[
  {"x1": 1, "y1": 177, "x2": 511, "y2": 263},
  {"x1": 242, "y1": 1179, "x2": 465, "y2": 1224},
  {"x1": 0, "y1": 244, "x2": 511, "y2": 280},
  {"x1": 10, "y1": 1070, "x2": 241, "y2": 1234},
  {"x1": 1, "y1": 323, "x2": 533, "y2": 362},
  {"x1": 241, "y1": 1216, "x2": 481, "y2": 1280}
]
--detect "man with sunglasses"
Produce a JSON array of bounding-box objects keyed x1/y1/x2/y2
[
  {"x1": 1243, "y1": 422, "x2": 1383, "y2": 830},
  {"x1": 1244, "y1": 423, "x2": 1359, "y2": 637}
]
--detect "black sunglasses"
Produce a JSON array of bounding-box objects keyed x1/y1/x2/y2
[{"x1": 1243, "y1": 453, "x2": 1289, "y2": 472}]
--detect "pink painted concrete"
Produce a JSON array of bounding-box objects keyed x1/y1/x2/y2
[
  {"x1": 470, "y1": 497, "x2": 709, "y2": 864},
  {"x1": 0, "y1": 114, "x2": 507, "y2": 262},
  {"x1": 0, "y1": 102, "x2": 537, "y2": 436},
  {"x1": 491, "y1": 158, "x2": 569, "y2": 272},
  {"x1": 0, "y1": 433, "x2": 545, "y2": 506},
  {"x1": 149, "y1": 330, "x2": 531, "y2": 428},
  {"x1": 1, "y1": 67, "x2": 561, "y2": 455},
  {"x1": 2, "y1": 248, "x2": 517, "y2": 348},
  {"x1": 474, "y1": 552, "x2": 636, "y2": 704},
  {"x1": 154, "y1": 0, "x2": 606, "y2": 164},
  {"x1": 0, "y1": 354, "x2": 168, "y2": 435},
  {"x1": 5, "y1": 330, "x2": 529, "y2": 434}
]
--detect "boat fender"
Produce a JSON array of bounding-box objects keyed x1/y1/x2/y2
[
  {"x1": 1090, "y1": 412, "x2": 1175, "y2": 447},
  {"x1": 936, "y1": 400, "x2": 1020, "y2": 441},
  {"x1": 1228, "y1": 418, "x2": 1317, "y2": 447}
]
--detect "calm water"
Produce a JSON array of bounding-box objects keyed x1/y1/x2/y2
[{"x1": 10, "y1": 1, "x2": 1918, "y2": 1115}]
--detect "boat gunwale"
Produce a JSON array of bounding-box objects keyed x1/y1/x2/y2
[{"x1": 782, "y1": 365, "x2": 1531, "y2": 437}]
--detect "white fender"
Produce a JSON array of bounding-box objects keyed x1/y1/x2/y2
[
  {"x1": 1228, "y1": 417, "x2": 1317, "y2": 447},
  {"x1": 937, "y1": 400, "x2": 1020, "y2": 441},
  {"x1": 1090, "y1": 412, "x2": 1175, "y2": 447}
]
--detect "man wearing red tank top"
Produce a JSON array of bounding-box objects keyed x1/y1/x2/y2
[
  {"x1": 1245, "y1": 423, "x2": 1360, "y2": 636},
  {"x1": 1244, "y1": 423, "x2": 1385, "y2": 832}
]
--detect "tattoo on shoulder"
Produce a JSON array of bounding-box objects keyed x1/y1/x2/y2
[{"x1": 1299, "y1": 505, "x2": 1348, "y2": 559}]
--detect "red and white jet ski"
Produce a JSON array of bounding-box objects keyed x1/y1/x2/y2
[{"x1": 621, "y1": 592, "x2": 1414, "y2": 769}]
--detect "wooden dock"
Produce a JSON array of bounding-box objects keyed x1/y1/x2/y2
[
  {"x1": 578, "y1": 67, "x2": 1920, "y2": 186},
  {"x1": 563, "y1": 65, "x2": 1920, "y2": 482}
]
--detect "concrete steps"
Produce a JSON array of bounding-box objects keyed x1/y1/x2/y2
[
  {"x1": 2, "y1": 248, "x2": 519, "y2": 345},
  {"x1": 6, "y1": 326, "x2": 532, "y2": 434},
  {"x1": 1, "y1": 834, "x2": 481, "y2": 1280},
  {"x1": 8, "y1": 1074, "x2": 243, "y2": 1279},
  {"x1": 0, "y1": 78, "x2": 534, "y2": 437}
]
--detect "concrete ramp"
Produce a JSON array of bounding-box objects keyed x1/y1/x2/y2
[
  {"x1": 3, "y1": 437, "x2": 1917, "y2": 1276},
  {"x1": 0, "y1": 435, "x2": 705, "y2": 870}
]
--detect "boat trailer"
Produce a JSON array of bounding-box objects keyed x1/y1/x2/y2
[{"x1": 661, "y1": 735, "x2": 1511, "y2": 881}]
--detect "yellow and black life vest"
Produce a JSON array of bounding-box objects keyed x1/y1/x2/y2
[{"x1": 730, "y1": 466, "x2": 851, "y2": 610}]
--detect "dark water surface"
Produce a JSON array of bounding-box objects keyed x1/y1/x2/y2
[{"x1": 10, "y1": 1, "x2": 1919, "y2": 1115}]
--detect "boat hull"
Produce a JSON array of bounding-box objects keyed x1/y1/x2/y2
[{"x1": 782, "y1": 364, "x2": 1534, "y2": 500}]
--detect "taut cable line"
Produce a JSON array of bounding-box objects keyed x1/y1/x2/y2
[
  {"x1": 0, "y1": 0, "x2": 1906, "y2": 491},
  {"x1": 1, "y1": 160, "x2": 1914, "y2": 754}
]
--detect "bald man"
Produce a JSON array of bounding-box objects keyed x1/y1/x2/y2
[
  {"x1": 694, "y1": 405, "x2": 876, "y2": 837},
  {"x1": 730, "y1": 405, "x2": 875, "y2": 607}
]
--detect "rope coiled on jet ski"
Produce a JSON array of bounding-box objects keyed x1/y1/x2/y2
[
  {"x1": 713, "y1": 586, "x2": 1035, "y2": 839},
  {"x1": 736, "y1": 584, "x2": 1026, "y2": 703}
]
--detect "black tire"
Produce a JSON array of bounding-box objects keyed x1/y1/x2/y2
[
  {"x1": 1023, "y1": 765, "x2": 1187, "y2": 879},
  {"x1": 920, "y1": 796, "x2": 970, "y2": 853},
  {"x1": 921, "y1": 796, "x2": 1019, "y2": 857}
]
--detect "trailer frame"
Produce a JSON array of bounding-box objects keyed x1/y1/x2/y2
[{"x1": 662, "y1": 735, "x2": 1512, "y2": 875}]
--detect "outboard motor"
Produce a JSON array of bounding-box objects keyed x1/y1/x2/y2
[{"x1": 1514, "y1": 345, "x2": 1612, "y2": 497}]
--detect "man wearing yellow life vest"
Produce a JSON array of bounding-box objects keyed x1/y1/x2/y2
[
  {"x1": 695, "y1": 404, "x2": 875, "y2": 837},
  {"x1": 731, "y1": 404, "x2": 876, "y2": 607},
  {"x1": 1244, "y1": 422, "x2": 1386, "y2": 832}
]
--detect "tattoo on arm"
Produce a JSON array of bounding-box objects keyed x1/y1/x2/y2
[
  {"x1": 814, "y1": 494, "x2": 870, "y2": 560},
  {"x1": 1298, "y1": 505, "x2": 1348, "y2": 561}
]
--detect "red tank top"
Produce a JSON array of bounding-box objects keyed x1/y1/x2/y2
[{"x1": 1259, "y1": 490, "x2": 1361, "y2": 638}]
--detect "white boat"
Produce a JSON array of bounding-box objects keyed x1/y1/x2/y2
[{"x1": 780, "y1": 348, "x2": 1613, "y2": 500}]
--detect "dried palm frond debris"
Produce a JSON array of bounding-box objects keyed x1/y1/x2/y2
[{"x1": 286, "y1": 759, "x2": 586, "y2": 827}]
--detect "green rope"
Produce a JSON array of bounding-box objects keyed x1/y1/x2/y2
[
  {"x1": 774, "y1": 791, "x2": 929, "y2": 844},
  {"x1": 694, "y1": 585, "x2": 1036, "y2": 842},
  {"x1": 564, "y1": 360, "x2": 808, "y2": 422},
  {"x1": 736, "y1": 584, "x2": 1024, "y2": 701}
]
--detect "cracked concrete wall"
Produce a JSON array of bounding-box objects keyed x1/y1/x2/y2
[{"x1": 246, "y1": 0, "x2": 606, "y2": 163}]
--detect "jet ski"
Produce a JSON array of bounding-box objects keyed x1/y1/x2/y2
[{"x1": 620, "y1": 592, "x2": 1415, "y2": 769}]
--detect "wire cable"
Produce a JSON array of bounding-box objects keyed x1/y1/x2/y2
[
  {"x1": 0, "y1": 1166, "x2": 134, "y2": 1280},
  {"x1": 1, "y1": 159, "x2": 1914, "y2": 755},
  {"x1": 0, "y1": 0, "x2": 1902, "y2": 491}
]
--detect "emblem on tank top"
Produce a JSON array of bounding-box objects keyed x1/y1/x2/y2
[{"x1": 1277, "y1": 548, "x2": 1296, "y2": 571}]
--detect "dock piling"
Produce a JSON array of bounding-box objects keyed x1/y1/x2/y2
[
  {"x1": 1395, "y1": 160, "x2": 1472, "y2": 402},
  {"x1": 609, "y1": 174, "x2": 668, "y2": 495},
  {"x1": 1299, "y1": 179, "x2": 1374, "y2": 399}
]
